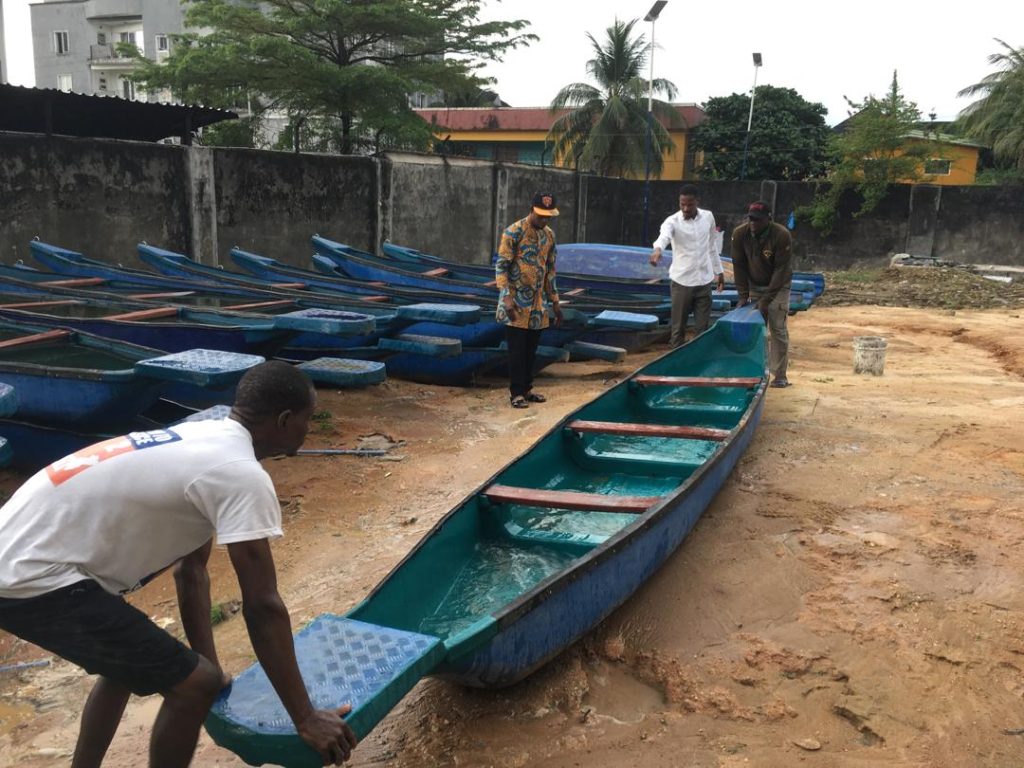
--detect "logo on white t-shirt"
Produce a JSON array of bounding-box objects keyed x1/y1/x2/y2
[{"x1": 46, "y1": 430, "x2": 182, "y2": 486}]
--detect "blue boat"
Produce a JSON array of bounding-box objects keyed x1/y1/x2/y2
[
  {"x1": 310, "y1": 236, "x2": 681, "y2": 313},
  {"x1": 0, "y1": 319, "x2": 267, "y2": 429},
  {"x1": 206, "y1": 306, "x2": 766, "y2": 766},
  {"x1": 141, "y1": 245, "x2": 675, "y2": 359},
  {"x1": 381, "y1": 241, "x2": 676, "y2": 298},
  {"x1": 0, "y1": 292, "x2": 295, "y2": 357},
  {"x1": 0, "y1": 382, "x2": 17, "y2": 467},
  {"x1": 557, "y1": 243, "x2": 826, "y2": 298}
]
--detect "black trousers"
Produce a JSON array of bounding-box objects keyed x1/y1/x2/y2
[{"x1": 505, "y1": 325, "x2": 542, "y2": 398}]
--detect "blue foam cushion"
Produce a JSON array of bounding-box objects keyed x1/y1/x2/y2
[
  {"x1": 296, "y1": 358, "x2": 386, "y2": 387},
  {"x1": 205, "y1": 616, "x2": 445, "y2": 767}
]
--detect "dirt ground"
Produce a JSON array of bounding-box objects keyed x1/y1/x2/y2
[{"x1": 2, "y1": 268, "x2": 1024, "y2": 767}]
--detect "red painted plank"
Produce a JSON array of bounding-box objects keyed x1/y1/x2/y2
[
  {"x1": 359, "y1": 295, "x2": 391, "y2": 303},
  {"x1": 221, "y1": 300, "x2": 294, "y2": 311},
  {"x1": 0, "y1": 329, "x2": 73, "y2": 350},
  {"x1": 103, "y1": 307, "x2": 179, "y2": 321},
  {"x1": 126, "y1": 292, "x2": 195, "y2": 300},
  {"x1": 270, "y1": 282, "x2": 307, "y2": 289},
  {"x1": 0, "y1": 299, "x2": 83, "y2": 309},
  {"x1": 632, "y1": 375, "x2": 762, "y2": 388},
  {"x1": 422, "y1": 267, "x2": 449, "y2": 278},
  {"x1": 45, "y1": 277, "x2": 107, "y2": 288},
  {"x1": 484, "y1": 483, "x2": 660, "y2": 513},
  {"x1": 567, "y1": 420, "x2": 730, "y2": 441}
]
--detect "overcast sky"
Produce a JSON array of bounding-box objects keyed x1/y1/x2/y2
[{"x1": 4, "y1": 0, "x2": 1020, "y2": 125}]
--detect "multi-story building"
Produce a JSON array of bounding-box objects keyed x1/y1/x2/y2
[
  {"x1": 30, "y1": 0, "x2": 183, "y2": 99},
  {"x1": 1, "y1": 0, "x2": 8, "y2": 84}
]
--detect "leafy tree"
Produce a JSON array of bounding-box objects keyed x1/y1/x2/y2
[
  {"x1": 128, "y1": 0, "x2": 534, "y2": 153},
  {"x1": 691, "y1": 86, "x2": 830, "y2": 180},
  {"x1": 804, "y1": 72, "x2": 935, "y2": 234},
  {"x1": 956, "y1": 39, "x2": 1024, "y2": 172},
  {"x1": 547, "y1": 18, "x2": 679, "y2": 178}
]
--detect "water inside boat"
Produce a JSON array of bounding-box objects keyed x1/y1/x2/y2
[{"x1": 0, "y1": 328, "x2": 142, "y2": 369}]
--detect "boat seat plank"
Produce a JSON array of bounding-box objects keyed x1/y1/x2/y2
[
  {"x1": 484, "y1": 483, "x2": 660, "y2": 513},
  {"x1": 103, "y1": 307, "x2": 179, "y2": 321},
  {"x1": 632, "y1": 375, "x2": 762, "y2": 388},
  {"x1": 0, "y1": 300, "x2": 82, "y2": 310},
  {"x1": 0, "y1": 329, "x2": 73, "y2": 350},
  {"x1": 564, "y1": 288, "x2": 586, "y2": 296},
  {"x1": 359, "y1": 295, "x2": 392, "y2": 303},
  {"x1": 46, "y1": 277, "x2": 107, "y2": 288},
  {"x1": 422, "y1": 267, "x2": 449, "y2": 277},
  {"x1": 270, "y1": 282, "x2": 307, "y2": 290},
  {"x1": 126, "y1": 292, "x2": 195, "y2": 300},
  {"x1": 567, "y1": 420, "x2": 730, "y2": 441},
  {"x1": 222, "y1": 300, "x2": 295, "y2": 311}
]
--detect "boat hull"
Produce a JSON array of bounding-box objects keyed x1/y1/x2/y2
[{"x1": 435, "y1": 392, "x2": 762, "y2": 687}]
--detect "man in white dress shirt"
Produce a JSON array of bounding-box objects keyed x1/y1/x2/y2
[{"x1": 649, "y1": 184, "x2": 726, "y2": 347}]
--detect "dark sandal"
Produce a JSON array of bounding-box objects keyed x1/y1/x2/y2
[
  {"x1": 769, "y1": 378, "x2": 791, "y2": 388},
  {"x1": 510, "y1": 395, "x2": 529, "y2": 409},
  {"x1": 524, "y1": 392, "x2": 547, "y2": 403}
]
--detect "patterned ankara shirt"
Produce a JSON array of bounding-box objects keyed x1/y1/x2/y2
[{"x1": 494, "y1": 216, "x2": 559, "y2": 330}]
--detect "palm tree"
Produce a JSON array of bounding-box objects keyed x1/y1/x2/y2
[
  {"x1": 547, "y1": 18, "x2": 679, "y2": 178},
  {"x1": 957, "y1": 39, "x2": 1024, "y2": 171}
]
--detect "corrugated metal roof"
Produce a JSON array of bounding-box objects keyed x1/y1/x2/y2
[
  {"x1": 416, "y1": 104, "x2": 705, "y2": 132},
  {"x1": 0, "y1": 83, "x2": 237, "y2": 143}
]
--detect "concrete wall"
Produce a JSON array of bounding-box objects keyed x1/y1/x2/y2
[
  {"x1": 1, "y1": 133, "x2": 1023, "y2": 272},
  {"x1": 0, "y1": 132, "x2": 190, "y2": 265},
  {"x1": 211, "y1": 149, "x2": 376, "y2": 267}
]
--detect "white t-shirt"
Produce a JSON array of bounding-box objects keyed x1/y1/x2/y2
[
  {"x1": 0, "y1": 418, "x2": 282, "y2": 598},
  {"x1": 652, "y1": 208, "x2": 724, "y2": 287}
]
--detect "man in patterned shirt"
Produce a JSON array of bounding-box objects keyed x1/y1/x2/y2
[{"x1": 495, "y1": 191, "x2": 563, "y2": 408}]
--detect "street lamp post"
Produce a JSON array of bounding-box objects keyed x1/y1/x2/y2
[
  {"x1": 739, "y1": 52, "x2": 762, "y2": 181},
  {"x1": 641, "y1": 0, "x2": 667, "y2": 245}
]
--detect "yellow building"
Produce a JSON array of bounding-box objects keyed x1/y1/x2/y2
[
  {"x1": 415, "y1": 105, "x2": 705, "y2": 180},
  {"x1": 901, "y1": 131, "x2": 983, "y2": 186},
  {"x1": 832, "y1": 115, "x2": 985, "y2": 185}
]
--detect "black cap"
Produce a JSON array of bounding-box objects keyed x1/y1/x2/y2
[
  {"x1": 531, "y1": 192, "x2": 559, "y2": 217},
  {"x1": 747, "y1": 201, "x2": 771, "y2": 220}
]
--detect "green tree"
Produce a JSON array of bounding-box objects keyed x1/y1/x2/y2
[
  {"x1": 128, "y1": 0, "x2": 534, "y2": 153},
  {"x1": 691, "y1": 86, "x2": 830, "y2": 180},
  {"x1": 804, "y1": 72, "x2": 935, "y2": 234},
  {"x1": 956, "y1": 39, "x2": 1024, "y2": 173},
  {"x1": 547, "y1": 18, "x2": 679, "y2": 178}
]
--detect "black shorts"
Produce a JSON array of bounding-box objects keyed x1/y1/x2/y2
[{"x1": 0, "y1": 580, "x2": 199, "y2": 696}]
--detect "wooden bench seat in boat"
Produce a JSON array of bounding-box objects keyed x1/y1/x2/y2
[
  {"x1": 484, "y1": 484, "x2": 660, "y2": 513},
  {"x1": 422, "y1": 267, "x2": 449, "y2": 277},
  {"x1": 0, "y1": 329, "x2": 72, "y2": 350},
  {"x1": 566, "y1": 420, "x2": 730, "y2": 441}
]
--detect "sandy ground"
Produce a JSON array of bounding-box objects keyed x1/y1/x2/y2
[{"x1": 1, "y1": 303, "x2": 1023, "y2": 767}]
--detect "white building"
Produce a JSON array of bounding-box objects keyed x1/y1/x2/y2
[
  {"x1": 1, "y1": 0, "x2": 9, "y2": 84},
  {"x1": 30, "y1": 0, "x2": 183, "y2": 100}
]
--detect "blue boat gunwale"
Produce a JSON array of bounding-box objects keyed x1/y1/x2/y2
[
  {"x1": 351, "y1": 315, "x2": 767, "y2": 661},
  {"x1": 0, "y1": 320, "x2": 168, "y2": 383}
]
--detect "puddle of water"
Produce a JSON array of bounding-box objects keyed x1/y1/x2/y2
[{"x1": 582, "y1": 660, "x2": 664, "y2": 724}]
